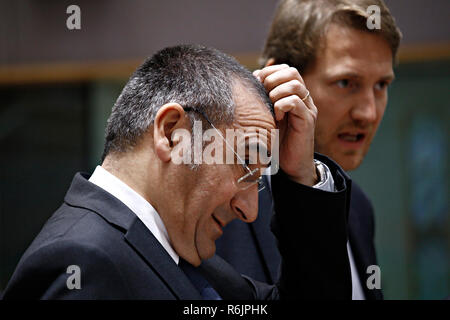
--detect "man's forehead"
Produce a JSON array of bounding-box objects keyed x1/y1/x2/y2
[
  {"x1": 315, "y1": 23, "x2": 394, "y2": 78},
  {"x1": 232, "y1": 84, "x2": 276, "y2": 129},
  {"x1": 228, "y1": 84, "x2": 276, "y2": 163}
]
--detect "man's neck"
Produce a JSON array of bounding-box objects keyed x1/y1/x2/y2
[{"x1": 102, "y1": 152, "x2": 161, "y2": 213}]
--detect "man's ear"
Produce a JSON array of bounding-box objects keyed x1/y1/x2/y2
[
  {"x1": 265, "y1": 58, "x2": 276, "y2": 67},
  {"x1": 153, "y1": 103, "x2": 187, "y2": 163}
]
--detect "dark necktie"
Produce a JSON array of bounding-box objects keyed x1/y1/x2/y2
[{"x1": 178, "y1": 258, "x2": 222, "y2": 300}]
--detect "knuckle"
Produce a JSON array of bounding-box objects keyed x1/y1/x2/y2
[
  {"x1": 287, "y1": 67, "x2": 306, "y2": 85},
  {"x1": 289, "y1": 79, "x2": 303, "y2": 91},
  {"x1": 290, "y1": 95, "x2": 303, "y2": 108},
  {"x1": 288, "y1": 66, "x2": 299, "y2": 74}
]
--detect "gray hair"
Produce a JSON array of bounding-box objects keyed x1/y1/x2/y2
[{"x1": 102, "y1": 44, "x2": 273, "y2": 161}]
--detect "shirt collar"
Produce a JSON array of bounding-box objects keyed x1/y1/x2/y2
[{"x1": 88, "y1": 165, "x2": 179, "y2": 264}]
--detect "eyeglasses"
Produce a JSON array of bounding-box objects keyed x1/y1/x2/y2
[{"x1": 183, "y1": 107, "x2": 265, "y2": 193}]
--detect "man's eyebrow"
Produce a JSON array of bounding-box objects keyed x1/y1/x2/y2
[
  {"x1": 326, "y1": 70, "x2": 361, "y2": 80},
  {"x1": 244, "y1": 141, "x2": 271, "y2": 167},
  {"x1": 326, "y1": 70, "x2": 395, "y2": 82}
]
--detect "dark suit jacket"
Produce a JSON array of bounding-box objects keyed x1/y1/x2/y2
[
  {"x1": 2, "y1": 173, "x2": 202, "y2": 299},
  {"x1": 3, "y1": 155, "x2": 352, "y2": 299},
  {"x1": 216, "y1": 153, "x2": 383, "y2": 300}
]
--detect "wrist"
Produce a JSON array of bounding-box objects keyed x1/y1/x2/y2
[{"x1": 286, "y1": 161, "x2": 319, "y2": 186}]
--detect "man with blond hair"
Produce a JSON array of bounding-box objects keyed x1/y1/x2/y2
[{"x1": 217, "y1": 0, "x2": 402, "y2": 300}]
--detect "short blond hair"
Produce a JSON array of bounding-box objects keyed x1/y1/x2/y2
[{"x1": 260, "y1": 0, "x2": 402, "y2": 70}]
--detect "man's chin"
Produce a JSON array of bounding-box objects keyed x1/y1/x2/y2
[
  {"x1": 338, "y1": 152, "x2": 364, "y2": 171},
  {"x1": 195, "y1": 242, "x2": 217, "y2": 265}
]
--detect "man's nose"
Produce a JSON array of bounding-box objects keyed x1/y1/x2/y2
[
  {"x1": 230, "y1": 186, "x2": 259, "y2": 223},
  {"x1": 350, "y1": 89, "x2": 378, "y2": 125}
]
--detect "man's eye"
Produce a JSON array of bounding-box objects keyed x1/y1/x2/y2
[
  {"x1": 375, "y1": 81, "x2": 389, "y2": 91},
  {"x1": 336, "y1": 79, "x2": 350, "y2": 88}
]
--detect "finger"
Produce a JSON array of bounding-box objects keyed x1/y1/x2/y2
[
  {"x1": 273, "y1": 95, "x2": 307, "y2": 121},
  {"x1": 268, "y1": 80, "x2": 318, "y2": 116},
  {"x1": 275, "y1": 94, "x2": 318, "y2": 124},
  {"x1": 257, "y1": 64, "x2": 290, "y2": 83},
  {"x1": 269, "y1": 79, "x2": 309, "y2": 104},
  {"x1": 263, "y1": 67, "x2": 305, "y2": 92}
]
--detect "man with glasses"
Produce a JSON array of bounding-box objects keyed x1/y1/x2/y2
[{"x1": 3, "y1": 45, "x2": 351, "y2": 299}]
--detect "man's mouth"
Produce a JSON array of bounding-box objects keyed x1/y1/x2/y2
[
  {"x1": 338, "y1": 133, "x2": 365, "y2": 142},
  {"x1": 337, "y1": 131, "x2": 367, "y2": 146},
  {"x1": 212, "y1": 214, "x2": 224, "y2": 230}
]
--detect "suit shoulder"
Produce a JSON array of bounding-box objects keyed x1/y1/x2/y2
[
  {"x1": 3, "y1": 235, "x2": 130, "y2": 299},
  {"x1": 350, "y1": 181, "x2": 374, "y2": 215},
  {"x1": 28, "y1": 203, "x2": 123, "y2": 255},
  {"x1": 349, "y1": 181, "x2": 376, "y2": 238}
]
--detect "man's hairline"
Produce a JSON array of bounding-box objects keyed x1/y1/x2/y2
[{"x1": 266, "y1": 20, "x2": 398, "y2": 74}]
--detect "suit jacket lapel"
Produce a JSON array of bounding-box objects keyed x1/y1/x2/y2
[
  {"x1": 124, "y1": 217, "x2": 202, "y2": 300},
  {"x1": 348, "y1": 217, "x2": 375, "y2": 299},
  {"x1": 348, "y1": 203, "x2": 380, "y2": 300}
]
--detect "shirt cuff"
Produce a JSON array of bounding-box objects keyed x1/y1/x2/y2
[{"x1": 312, "y1": 160, "x2": 336, "y2": 192}]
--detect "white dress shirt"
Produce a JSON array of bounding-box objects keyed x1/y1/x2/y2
[
  {"x1": 89, "y1": 165, "x2": 179, "y2": 264},
  {"x1": 348, "y1": 242, "x2": 366, "y2": 299}
]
